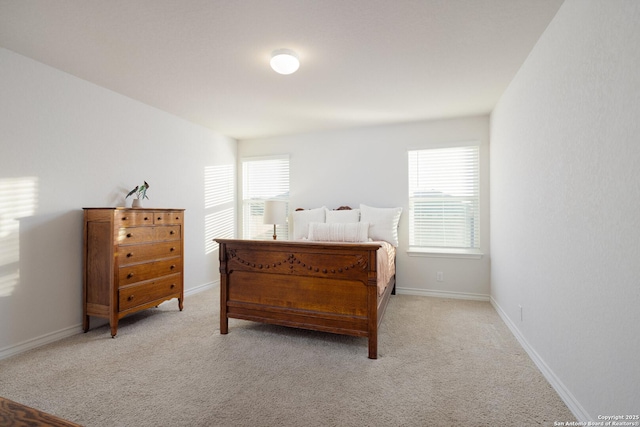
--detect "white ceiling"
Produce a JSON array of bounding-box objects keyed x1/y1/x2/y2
[{"x1": 0, "y1": 0, "x2": 564, "y2": 140}]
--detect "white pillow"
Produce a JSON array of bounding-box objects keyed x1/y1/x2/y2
[
  {"x1": 359, "y1": 204, "x2": 402, "y2": 247},
  {"x1": 308, "y1": 222, "x2": 369, "y2": 243},
  {"x1": 325, "y1": 208, "x2": 360, "y2": 223},
  {"x1": 292, "y1": 207, "x2": 326, "y2": 240}
]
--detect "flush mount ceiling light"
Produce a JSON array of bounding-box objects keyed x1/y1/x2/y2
[{"x1": 270, "y1": 49, "x2": 300, "y2": 75}]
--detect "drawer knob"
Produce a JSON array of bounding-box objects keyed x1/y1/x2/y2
[
  {"x1": 122, "y1": 216, "x2": 128, "y2": 220},
  {"x1": 157, "y1": 217, "x2": 162, "y2": 221},
  {"x1": 170, "y1": 247, "x2": 175, "y2": 252},
  {"x1": 144, "y1": 217, "x2": 149, "y2": 221},
  {"x1": 126, "y1": 233, "x2": 133, "y2": 238},
  {"x1": 128, "y1": 295, "x2": 134, "y2": 301},
  {"x1": 170, "y1": 230, "x2": 175, "y2": 235},
  {"x1": 170, "y1": 265, "x2": 176, "y2": 270},
  {"x1": 170, "y1": 284, "x2": 175, "y2": 289},
  {"x1": 127, "y1": 273, "x2": 134, "y2": 279},
  {"x1": 126, "y1": 253, "x2": 133, "y2": 258}
]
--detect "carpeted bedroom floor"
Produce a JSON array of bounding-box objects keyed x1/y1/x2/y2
[{"x1": 0, "y1": 287, "x2": 575, "y2": 426}]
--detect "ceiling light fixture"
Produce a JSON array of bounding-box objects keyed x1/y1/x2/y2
[{"x1": 270, "y1": 49, "x2": 300, "y2": 75}]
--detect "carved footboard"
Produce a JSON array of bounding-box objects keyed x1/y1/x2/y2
[{"x1": 215, "y1": 239, "x2": 392, "y2": 359}]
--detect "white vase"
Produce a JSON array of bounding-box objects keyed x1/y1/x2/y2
[{"x1": 132, "y1": 199, "x2": 143, "y2": 208}]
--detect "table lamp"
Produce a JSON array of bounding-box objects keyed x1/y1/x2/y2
[{"x1": 263, "y1": 200, "x2": 287, "y2": 240}]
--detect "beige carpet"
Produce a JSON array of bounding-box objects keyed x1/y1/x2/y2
[{"x1": 0, "y1": 287, "x2": 574, "y2": 426}]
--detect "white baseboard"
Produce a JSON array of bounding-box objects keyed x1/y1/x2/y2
[
  {"x1": 396, "y1": 286, "x2": 490, "y2": 301},
  {"x1": 0, "y1": 280, "x2": 221, "y2": 361},
  {"x1": 490, "y1": 297, "x2": 591, "y2": 422},
  {"x1": 0, "y1": 324, "x2": 82, "y2": 361},
  {"x1": 185, "y1": 280, "x2": 219, "y2": 297}
]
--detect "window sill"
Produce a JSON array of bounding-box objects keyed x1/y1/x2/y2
[{"x1": 406, "y1": 247, "x2": 484, "y2": 259}]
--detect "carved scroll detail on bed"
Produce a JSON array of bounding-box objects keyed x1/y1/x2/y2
[{"x1": 228, "y1": 249, "x2": 368, "y2": 275}]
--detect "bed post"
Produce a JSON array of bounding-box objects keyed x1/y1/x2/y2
[
  {"x1": 218, "y1": 241, "x2": 229, "y2": 334},
  {"x1": 367, "y1": 287, "x2": 378, "y2": 359},
  {"x1": 367, "y1": 248, "x2": 378, "y2": 359}
]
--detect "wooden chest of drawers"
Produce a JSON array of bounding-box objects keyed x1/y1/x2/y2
[{"x1": 83, "y1": 207, "x2": 185, "y2": 337}]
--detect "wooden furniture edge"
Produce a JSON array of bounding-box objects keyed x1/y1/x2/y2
[
  {"x1": 216, "y1": 238, "x2": 392, "y2": 359},
  {"x1": 0, "y1": 397, "x2": 82, "y2": 427}
]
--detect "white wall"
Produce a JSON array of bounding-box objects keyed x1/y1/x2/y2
[
  {"x1": 490, "y1": 0, "x2": 640, "y2": 420},
  {"x1": 0, "y1": 48, "x2": 237, "y2": 356},
  {"x1": 239, "y1": 116, "x2": 490, "y2": 299}
]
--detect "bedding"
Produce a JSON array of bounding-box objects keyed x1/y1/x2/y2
[
  {"x1": 291, "y1": 206, "x2": 326, "y2": 240},
  {"x1": 359, "y1": 204, "x2": 402, "y2": 247},
  {"x1": 375, "y1": 240, "x2": 396, "y2": 296},
  {"x1": 307, "y1": 221, "x2": 370, "y2": 243}
]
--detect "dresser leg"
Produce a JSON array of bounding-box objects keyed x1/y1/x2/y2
[
  {"x1": 110, "y1": 323, "x2": 118, "y2": 338},
  {"x1": 178, "y1": 298, "x2": 183, "y2": 311},
  {"x1": 83, "y1": 315, "x2": 90, "y2": 333}
]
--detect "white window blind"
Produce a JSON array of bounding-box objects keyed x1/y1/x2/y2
[
  {"x1": 241, "y1": 156, "x2": 289, "y2": 240},
  {"x1": 408, "y1": 145, "x2": 480, "y2": 250}
]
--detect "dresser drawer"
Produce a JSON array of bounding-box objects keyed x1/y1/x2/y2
[
  {"x1": 119, "y1": 241, "x2": 181, "y2": 266},
  {"x1": 115, "y1": 211, "x2": 154, "y2": 227},
  {"x1": 153, "y1": 211, "x2": 183, "y2": 225},
  {"x1": 119, "y1": 258, "x2": 183, "y2": 286},
  {"x1": 117, "y1": 225, "x2": 181, "y2": 245},
  {"x1": 119, "y1": 274, "x2": 182, "y2": 311}
]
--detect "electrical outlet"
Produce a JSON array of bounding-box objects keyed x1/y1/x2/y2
[
  {"x1": 437, "y1": 272, "x2": 443, "y2": 282},
  {"x1": 519, "y1": 305, "x2": 523, "y2": 322}
]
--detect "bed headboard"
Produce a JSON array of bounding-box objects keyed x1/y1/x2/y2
[{"x1": 295, "y1": 205, "x2": 352, "y2": 211}]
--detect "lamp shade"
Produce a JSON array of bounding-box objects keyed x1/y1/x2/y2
[
  {"x1": 270, "y1": 49, "x2": 300, "y2": 75},
  {"x1": 263, "y1": 200, "x2": 287, "y2": 225}
]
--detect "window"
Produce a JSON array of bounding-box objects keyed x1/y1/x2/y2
[
  {"x1": 241, "y1": 156, "x2": 290, "y2": 240},
  {"x1": 408, "y1": 144, "x2": 480, "y2": 255}
]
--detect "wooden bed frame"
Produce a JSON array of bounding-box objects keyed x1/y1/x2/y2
[{"x1": 216, "y1": 239, "x2": 395, "y2": 359}]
